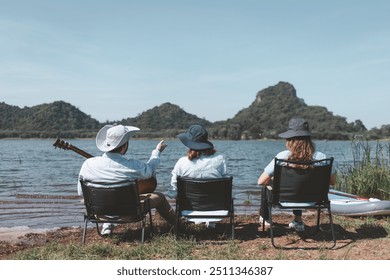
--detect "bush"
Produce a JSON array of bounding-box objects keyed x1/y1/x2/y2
[{"x1": 338, "y1": 140, "x2": 390, "y2": 200}]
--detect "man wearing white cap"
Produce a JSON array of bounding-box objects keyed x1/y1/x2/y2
[{"x1": 77, "y1": 124, "x2": 175, "y2": 235}]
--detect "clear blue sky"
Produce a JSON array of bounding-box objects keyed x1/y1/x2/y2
[{"x1": 1, "y1": 0, "x2": 389, "y2": 129}]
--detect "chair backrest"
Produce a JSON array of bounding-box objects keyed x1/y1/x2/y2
[
  {"x1": 176, "y1": 176, "x2": 233, "y2": 211},
  {"x1": 272, "y1": 157, "x2": 334, "y2": 204},
  {"x1": 80, "y1": 179, "x2": 142, "y2": 217}
]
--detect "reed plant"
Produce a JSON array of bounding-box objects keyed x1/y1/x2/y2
[{"x1": 338, "y1": 139, "x2": 390, "y2": 200}]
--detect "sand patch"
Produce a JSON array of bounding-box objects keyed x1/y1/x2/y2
[{"x1": 0, "y1": 227, "x2": 53, "y2": 243}]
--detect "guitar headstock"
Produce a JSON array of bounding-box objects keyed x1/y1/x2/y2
[{"x1": 53, "y1": 138, "x2": 72, "y2": 150}]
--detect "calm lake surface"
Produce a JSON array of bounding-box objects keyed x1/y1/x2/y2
[{"x1": 0, "y1": 139, "x2": 385, "y2": 231}]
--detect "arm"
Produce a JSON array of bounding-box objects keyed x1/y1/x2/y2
[
  {"x1": 258, "y1": 172, "x2": 272, "y2": 186},
  {"x1": 138, "y1": 140, "x2": 167, "y2": 180},
  {"x1": 258, "y1": 153, "x2": 282, "y2": 186},
  {"x1": 168, "y1": 160, "x2": 181, "y2": 198}
]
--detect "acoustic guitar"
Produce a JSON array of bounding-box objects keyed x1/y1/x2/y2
[{"x1": 53, "y1": 138, "x2": 157, "y2": 194}]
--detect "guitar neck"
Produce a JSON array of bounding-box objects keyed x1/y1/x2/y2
[
  {"x1": 68, "y1": 145, "x2": 94, "y2": 159},
  {"x1": 53, "y1": 139, "x2": 94, "y2": 159}
]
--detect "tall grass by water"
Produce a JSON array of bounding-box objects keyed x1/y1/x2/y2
[{"x1": 338, "y1": 139, "x2": 390, "y2": 200}]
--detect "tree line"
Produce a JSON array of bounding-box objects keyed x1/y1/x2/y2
[{"x1": 1, "y1": 82, "x2": 389, "y2": 140}]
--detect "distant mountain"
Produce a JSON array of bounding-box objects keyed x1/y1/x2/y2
[
  {"x1": 118, "y1": 102, "x2": 212, "y2": 138},
  {"x1": 0, "y1": 82, "x2": 387, "y2": 139},
  {"x1": 209, "y1": 82, "x2": 367, "y2": 140},
  {"x1": 0, "y1": 101, "x2": 100, "y2": 138}
]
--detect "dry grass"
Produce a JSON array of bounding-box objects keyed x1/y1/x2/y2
[{"x1": 1, "y1": 213, "x2": 389, "y2": 260}]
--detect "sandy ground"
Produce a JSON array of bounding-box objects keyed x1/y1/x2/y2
[
  {"x1": 0, "y1": 227, "x2": 56, "y2": 243},
  {"x1": 1, "y1": 213, "x2": 389, "y2": 260}
]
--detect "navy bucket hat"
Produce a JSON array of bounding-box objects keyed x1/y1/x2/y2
[{"x1": 177, "y1": 125, "x2": 214, "y2": 150}]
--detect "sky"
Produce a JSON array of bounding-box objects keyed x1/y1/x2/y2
[{"x1": 0, "y1": 0, "x2": 389, "y2": 129}]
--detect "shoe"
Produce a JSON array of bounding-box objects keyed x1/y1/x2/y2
[
  {"x1": 259, "y1": 216, "x2": 270, "y2": 227},
  {"x1": 101, "y1": 223, "x2": 114, "y2": 235},
  {"x1": 288, "y1": 220, "x2": 305, "y2": 232}
]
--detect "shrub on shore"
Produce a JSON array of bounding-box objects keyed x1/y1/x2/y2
[{"x1": 338, "y1": 140, "x2": 390, "y2": 200}]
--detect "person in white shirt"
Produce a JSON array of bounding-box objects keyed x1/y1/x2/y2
[
  {"x1": 78, "y1": 124, "x2": 175, "y2": 235},
  {"x1": 168, "y1": 124, "x2": 228, "y2": 228}
]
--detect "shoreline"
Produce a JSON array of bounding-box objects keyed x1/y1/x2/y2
[{"x1": 0, "y1": 226, "x2": 57, "y2": 243}]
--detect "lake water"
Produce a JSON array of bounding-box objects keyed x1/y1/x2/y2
[{"x1": 0, "y1": 139, "x2": 380, "y2": 231}]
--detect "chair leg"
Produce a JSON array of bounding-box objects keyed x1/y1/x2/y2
[
  {"x1": 146, "y1": 199, "x2": 153, "y2": 236},
  {"x1": 148, "y1": 209, "x2": 153, "y2": 235},
  {"x1": 230, "y1": 200, "x2": 235, "y2": 240},
  {"x1": 95, "y1": 223, "x2": 102, "y2": 236},
  {"x1": 268, "y1": 207, "x2": 277, "y2": 248},
  {"x1": 230, "y1": 213, "x2": 235, "y2": 240},
  {"x1": 141, "y1": 218, "x2": 146, "y2": 243},
  {"x1": 261, "y1": 186, "x2": 271, "y2": 232},
  {"x1": 174, "y1": 208, "x2": 180, "y2": 238},
  {"x1": 328, "y1": 207, "x2": 336, "y2": 248},
  {"x1": 316, "y1": 208, "x2": 321, "y2": 233},
  {"x1": 82, "y1": 217, "x2": 88, "y2": 245}
]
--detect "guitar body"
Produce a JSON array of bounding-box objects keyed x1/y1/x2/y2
[
  {"x1": 54, "y1": 138, "x2": 158, "y2": 194},
  {"x1": 138, "y1": 177, "x2": 157, "y2": 194}
]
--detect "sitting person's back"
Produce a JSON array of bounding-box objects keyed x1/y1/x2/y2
[
  {"x1": 258, "y1": 117, "x2": 336, "y2": 231},
  {"x1": 168, "y1": 125, "x2": 228, "y2": 228},
  {"x1": 168, "y1": 125, "x2": 227, "y2": 198},
  {"x1": 78, "y1": 124, "x2": 175, "y2": 235}
]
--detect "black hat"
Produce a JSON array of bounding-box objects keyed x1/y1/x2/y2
[
  {"x1": 278, "y1": 117, "x2": 311, "y2": 138},
  {"x1": 177, "y1": 125, "x2": 214, "y2": 150}
]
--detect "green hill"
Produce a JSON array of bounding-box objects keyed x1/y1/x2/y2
[
  {"x1": 0, "y1": 101, "x2": 100, "y2": 138},
  {"x1": 209, "y1": 82, "x2": 366, "y2": 140},
  {"x1": 0, "y1": 82, "x2": 386, "y2": 139},
  {"x1": 118, "y1": 102, "x2": 212, "y2": 138}
]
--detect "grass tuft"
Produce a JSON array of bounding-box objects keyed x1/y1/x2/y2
[{"x1": 338, "y1": 140, "x2": 390, "y2": 200}]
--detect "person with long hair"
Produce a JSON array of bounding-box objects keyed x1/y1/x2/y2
[
  {"x1": 258, "y1": 117, "x2": 336, "y2": 231},
  {"x1": 168, "y1": 124, "x2": 228, "y2": 228}
]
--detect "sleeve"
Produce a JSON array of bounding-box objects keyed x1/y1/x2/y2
[
  {"x1": 168, "y1": 160, "x2": 181, "y2": 198},
  {"x1": 134, "y1": 149, "x2": 161, "y2": 179},
  {"x1": 314, "y1": 151, "x2": 336, "y2": 175},
  {"x1": 77, "y1": 179, "x2": 83, "y2": 197},
  {"x1": 77, "y1": 160, "x2": 88, "y2": 197},
  {"x1": 263, "y1": 150, "x2": 290, "y2": 177},
  {"x1": 263, "y1": 158, "x2": 275, "y2": 177},
  {"x1": 220, "y1": 155, "x2": 228, "y2": 176}
]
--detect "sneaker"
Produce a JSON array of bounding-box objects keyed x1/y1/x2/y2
[
  {"x1": 288, "y1": 220, "x2": 305, "y2": 232},
  {"x1": 101, "y1": 223, "x2": 114, "y2": 235},
  {"x1": 259, "y1": 216, "x2": 270, "y2": 227}
]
